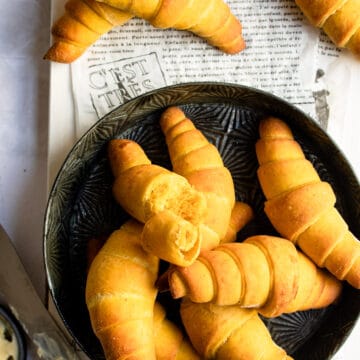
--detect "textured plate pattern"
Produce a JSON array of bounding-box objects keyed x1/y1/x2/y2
[
  {"x1": 44, "y1": 83, "x2": 360, "y2": 360},
  {"x1": 262, "y1": 308, "x2": 329, "y2": 354}
]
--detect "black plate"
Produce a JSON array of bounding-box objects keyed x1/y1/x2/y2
[{"x1": 44, "y1": 82, "x2": 360, "y2": 359}]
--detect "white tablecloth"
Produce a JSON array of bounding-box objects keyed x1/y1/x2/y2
[{"x1": 0, "y1": 0, "x2": 50, "y2": 302}]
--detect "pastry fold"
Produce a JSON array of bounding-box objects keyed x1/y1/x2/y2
[{"x1": 256, "y1": 116, "x2": 360, "y2": 288}]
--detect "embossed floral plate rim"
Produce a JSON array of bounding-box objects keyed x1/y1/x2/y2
[{"x1": 44, "y1": 82, "x2": 360, "y2": 360}]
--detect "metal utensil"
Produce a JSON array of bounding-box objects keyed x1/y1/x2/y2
[{"x1": 0, "y1": 224, "x2": 80, "y2": 359}]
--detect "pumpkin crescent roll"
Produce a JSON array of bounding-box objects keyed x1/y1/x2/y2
[
  {"x1": 154, "y1": 199, "x2": 255, "y2": 292},
  {"x1": 180, "y1": 300, "x2": 293, "y2": 360},
  {"x1": 220, "y1": 201, "x2": 254, "y2": 243},
  {"x1": 141, "y1": 200, "x2": 254, "y2": 267},
  {"x1": 256, "y1": 116, "x2": 360, "y2": 288},
  {"x1": 85, "y1": 232, "x2": 200, "y2": 359},
  {"x1": 141, "y1": 210, "x2": 202, "y2": 266},
  {"x1": 85, "y1": 219, "x2": 159, "y2": 360},
  {"x1": 44, "y1": 0, "x2": 133, "y2": 63},
  {"x1": 295, "y1": 0, "x2": 360, "y2": 59},
  {"x1": 168, "y1": 235, "x2": 342, "y2": 318},
  {"x1": 159, "y1": 106, "x2": 236, "y2": 251},
  {"x1": 108, "y1": 138, "x2": 206, "y2": 225},
  {"x1": 96, "y1": 0, "x2": 246, "y2": 54},
  {"x1": 108, "y1": 138, "x2": 207, "y2": 266},
  {"x1": 154, "y1": 302, "x2": 201, "y2": 359}
]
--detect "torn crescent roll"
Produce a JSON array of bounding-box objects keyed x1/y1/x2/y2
[
  {"x1": 44, "y1": 0, "x2": 133, "y2": 63},
  {"x1": 142, "y1": 211, "x2": 201, "y2": 267},
  {"x1": 180, "y1": 300, "x2": 293, "y2": 359},
  {"x1": 160, "y1": 106, "x2": 236, "y2": 251},
  {"x1": 167, "y1": 235, "x2": 342, "y2": 317}
]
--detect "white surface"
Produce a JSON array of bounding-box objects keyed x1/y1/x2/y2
[
  {"x1": 0, "y1": 0, "x2": 359, "y2": 359},
  {"x1": 0, "y1": 1, "x2": 50, "y2": 358},
  {"x1": 0, "y1": 0, "x2": 50, "y2": 302}
]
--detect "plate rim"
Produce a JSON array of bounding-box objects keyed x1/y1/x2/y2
[{"x1": 43, "y1": 81, "x2": 360, "y2": 359}]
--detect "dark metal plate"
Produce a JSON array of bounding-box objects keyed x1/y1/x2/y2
[{"x1": 44, "y1": 82, "x2": 360, "y2": 360}]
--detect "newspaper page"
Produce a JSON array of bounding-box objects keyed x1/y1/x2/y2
[
  {"x1": 68, "y1": 0, "x2": 360, "y2": 176},
  {"x1": 71, "y1": 1, "x2": 313, "y2": 133},
  {"x1": 66, "y1": 9, "x2": 339, "y2": 111}
]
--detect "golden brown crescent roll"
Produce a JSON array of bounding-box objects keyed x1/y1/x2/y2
[
  {"x1": 85, "y1": 219, "x2": 159, "y2": 360},
  {"x1": 220, "y1": 201, "x2": 254, "y2": 243},
  {"x1": 256, "y1": 116, "x2": 360, "y2": 288},
  {"x1": 180, "y1": 300, "x2": 293, "y2": 359},
  {"x1": 295, "y1": 0, "x2": 360, "y2": 58},
  {"x1": 108, "y1": 138, "x2": 207, "y2": 266},
  {"x1": 44, "y1": 0, "x2": 133, "y2": 63},
  {"x1": 160, "y1": 106, "x2": 236, "y2": 251},
  {"x1": 168, "y1": 235, "x2": 342, "y2": 317},
  {"x1": 153, "y1": 302, "x2": 200, "y2": 359}
]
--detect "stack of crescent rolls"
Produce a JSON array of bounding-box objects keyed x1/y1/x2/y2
[{"x1": 85, "y1": 106, "x2": 360, "y2": 359}]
